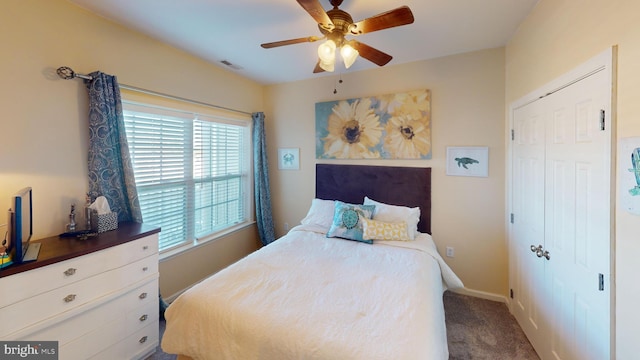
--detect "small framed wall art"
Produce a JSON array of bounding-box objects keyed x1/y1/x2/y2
[
  {"x1": 446, "y1": 146, "x2": 489, "y2": 177},
  {"x1": 278, "y1": 148, "x2": 300, "y2": 170},
  {"x1": 619, "y1": 137, "x2": 640, "y2": 215}
]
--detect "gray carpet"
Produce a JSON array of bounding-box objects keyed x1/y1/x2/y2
[
  {"x1": 445, "y1": 291, "x2": 539, "y2": 360},
  {"x1": 147, "y1": 291, "x2": 539, "y2": 360}
]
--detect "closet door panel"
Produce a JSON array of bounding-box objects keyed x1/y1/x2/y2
[
  {"x1": 543, "y1": 69, "x2": 610, "y2": 360},
  {"x1": 511, "y1": 99, "x2": 548, "y2": 355}
]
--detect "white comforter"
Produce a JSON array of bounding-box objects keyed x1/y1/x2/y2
[{"x1": 162, "y1": 224, "x2": 463, "y2": 360}]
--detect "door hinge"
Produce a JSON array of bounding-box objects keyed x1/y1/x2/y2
[
  {"x1": 510, "y1": 213, "x2": 514, "y2": 224},
  {"x1": 511, "y1": 129, "x2": 515, "y2": 140},
  {"x1": 599, "y1": 273, "x2": 605, "y2": 291},
  {"x1": 600, "y1": 109, "x2": 606, "y2": 131},
  {"x1": 510, "y1": 288, "x2": 514, "y2": 299}
]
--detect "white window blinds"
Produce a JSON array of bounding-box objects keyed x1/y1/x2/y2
[{"x1": 123, "y1": 103, "x2": 251, "y2": 252}]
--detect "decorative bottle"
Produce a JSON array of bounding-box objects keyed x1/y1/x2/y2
[
  {"x1": 85, "y1": 194, "x2": 92, "y2": 230},
  {"x1": 67, "y1": 204, "x2": 76, "y2": 232}
]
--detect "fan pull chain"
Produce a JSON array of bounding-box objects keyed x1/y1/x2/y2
[{"x1": 333, "y1": 74, "x2": 344, "y2": 94}]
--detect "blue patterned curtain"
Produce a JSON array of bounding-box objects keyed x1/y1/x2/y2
[
  {"x1": 86, "y1": 72, "x2": 142, "y2": 223},
  {"x1": 252, "y1": 112, "x2": 276, "y2": 245}
]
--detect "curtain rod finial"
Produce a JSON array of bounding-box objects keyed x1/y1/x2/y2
[
  {"x1": 57, "y1": 66, "x2": 76, "y2": 80},
  {"x1": 56, "y1": 66, "x2": 93, "y2": 80}
]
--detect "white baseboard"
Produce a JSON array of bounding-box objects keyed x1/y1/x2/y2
[
  {"x1": 163, "y1": 284, "x2": 197, "y2": 304},
  {"x1": 450, "y1": 287, "x2": 508, "y2": 304},
  {"x1": 163, "y1": 290, "x2": 184, "y2": 304}
]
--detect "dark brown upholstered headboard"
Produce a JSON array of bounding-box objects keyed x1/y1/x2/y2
[{"x1": 316, "y1": 164, "x2": 432, "y2": 234}]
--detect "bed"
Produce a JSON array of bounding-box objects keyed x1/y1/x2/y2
[{"x1": 161, "y1": 164, "x2": 463, "y2": 360}]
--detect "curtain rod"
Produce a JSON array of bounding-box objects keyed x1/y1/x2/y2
[
  {"x1": 56, "y1": 66, "x2": 253, "y2": 116},
  {"x1": 119, "y1": 84, "x2": 253, "y2": 116}
]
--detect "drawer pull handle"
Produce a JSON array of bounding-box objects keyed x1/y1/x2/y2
[
  {"x1": 142, "y1": 245, "x2": 149, "y2": 250},
  {"x1": 142, "y1": 266, "x2": 149, "y2": 272},
  {"x1": 139, "y1": 336, "x2": 148, "y2": 344},
  {"x1": 64, "y1": 268, "x2": 77, "y2": 276},
  {"x1": 63, "y1": 294, "x2": 77, "y2": 303},
  {"x1": 139, "y1": 314, "x2": 148, "y2": 322},
  {"x1": 139, "y1": 292, "x2": 148, "y2": 300}
]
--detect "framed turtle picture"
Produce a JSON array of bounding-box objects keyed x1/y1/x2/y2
[{"x1": 446, "y1": 146, "x2": 489, "y2": 177}]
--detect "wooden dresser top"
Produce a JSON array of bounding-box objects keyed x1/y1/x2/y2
[{"x1": 0, "y1": 222, "x2": 161, "y2": 278}]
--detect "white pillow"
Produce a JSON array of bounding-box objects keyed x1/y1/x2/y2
[
  {"x1": 300, "y1": 198, "x2": 336, "y2": 231},
  {"x1": 363, "y1": 196, "x2": 420, "y2": 240}
]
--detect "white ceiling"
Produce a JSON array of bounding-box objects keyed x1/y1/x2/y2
[{"x1": 68, "y1": 0, "x2": 538, "y2": 85}]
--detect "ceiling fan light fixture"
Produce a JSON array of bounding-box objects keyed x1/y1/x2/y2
[
  {"x1": 318, "y1": 39, "x2": 336, "y2": 63},
  {"x1": 340, "y1": 43, "x2": 359, "y2": 69},
  {"x1": 319, "y1": 59, "x2": 335, "y2": 72}
]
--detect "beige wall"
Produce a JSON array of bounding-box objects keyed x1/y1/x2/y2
[
  {"x1": 265, "y1": 48, "x2": 508, "y2": 298},
  {"x1": 5, "y1": 0, "x2": 634, "y2": 353},
  {"x1": 506, "y1": 0, "x2": 640, "y2": 357},
  {"x1": 0, "y1": 0, "x2": 262, "y2": 297}
]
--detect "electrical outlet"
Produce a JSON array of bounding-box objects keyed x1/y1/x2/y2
[
  {"x1": 446, "y1": 247, "x2": 454, "y2": 258},
  {"x1": 284, "y1": 222, "x2": 289, "y2": 231}
]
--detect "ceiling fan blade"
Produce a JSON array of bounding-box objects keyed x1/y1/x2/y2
[
  {"x1": 313, "y1": 60, "x2": 325, "y2": 73},
  {"x1": 297, "y1": 0, "x2": 334, "y2": 31},
  {"x1": 261, "y1": 36, "x2": 322, "y2": 49},
  {"x1": 349, "y1": 6, "x2": 414, "y2": 35},
  {"x1": 351, "y1": 41, "x2": 392, "y2": 66}
]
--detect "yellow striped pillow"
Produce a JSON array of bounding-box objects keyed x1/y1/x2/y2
[{"x1": 361, "y1": 217, "x2": 411, "y2": 241}]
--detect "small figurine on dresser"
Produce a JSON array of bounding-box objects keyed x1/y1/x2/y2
[{"x1": 66, "y1": 204, "x2": 77, "y2": 232}]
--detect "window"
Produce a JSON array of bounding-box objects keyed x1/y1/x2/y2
[{"x1": 122, "y1": 102, "x2": 252, "y2": 253}]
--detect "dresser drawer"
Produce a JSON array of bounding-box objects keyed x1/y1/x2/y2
[
  {"x1": 115, "y1": 233, "x2": 159, "y2": 266},
  {"x1": 92, "y1": 320, "x2": 159, "y2": 360},
  {"x1": 0, "y1": 233, "x2": 158, "y2": 308},
  {"x1": 117, "y1": 254, "x2": 159, "y2": 289},
  {"x1": 1, "y1": 258, "x2": 158, "y2": 337},
  {"x1": 126, "y1": 320, "x2": 160, "y2": 360},
  {"x1": 14, "y1": 277, "x2": 158, "y2": 345},
  {"x1": 123, "y1": 276, "x2": 160, "y2": 310},
  {"x1": 59, "y1": 315, "x2": 125, "y2": 360},
  {"x1": 127, "y1": 298, "x2": 159, "y2": 334},
  {"x1": 0, "y1": 249, "x2": 111, "y2": 308}
]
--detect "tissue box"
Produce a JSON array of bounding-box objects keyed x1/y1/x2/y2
[{"x1": 92, "y1": 211, "x2": 118, "y2": 233}]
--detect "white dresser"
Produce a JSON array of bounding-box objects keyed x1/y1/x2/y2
[{"x1": 0, "y1": 222, "x2": 161, "y2": 360}]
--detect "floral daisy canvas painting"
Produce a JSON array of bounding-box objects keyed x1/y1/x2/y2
[{"x1": 315, "y1": 89, "x2": 431, "y2": 159}]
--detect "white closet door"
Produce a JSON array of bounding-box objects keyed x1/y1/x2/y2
[
  {"x1": 512, "y1": 97, "x2": 548, "y2": 355},
  {"x1": 543, "y1": 69, "x2": 611, "y2": 360},
  {"x1": 510, "y1": 65, "x2": 612, "y2": 360}
]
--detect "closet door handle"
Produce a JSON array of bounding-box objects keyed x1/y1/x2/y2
[{"x1": 542, "y1": 250, "x2": 551, "y2": 260}]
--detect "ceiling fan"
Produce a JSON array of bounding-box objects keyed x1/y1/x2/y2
[{"x1": 260, "y1": 0, "x2": 414, "y2": 73}]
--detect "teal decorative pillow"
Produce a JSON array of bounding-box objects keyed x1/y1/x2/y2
[{"x1": 326, "y1": 201, "x2": 376, "y2": 244}]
